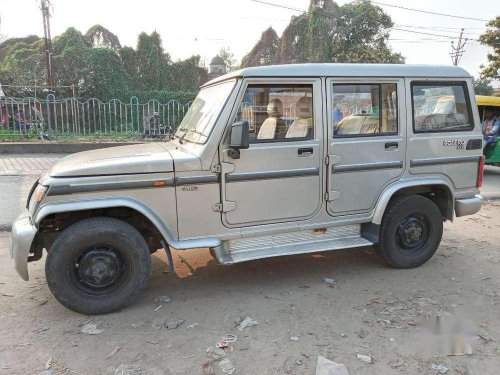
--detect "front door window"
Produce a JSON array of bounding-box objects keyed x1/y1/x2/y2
[{"x1": 235, "y1": 84, "x2": 314, "y2": 142}]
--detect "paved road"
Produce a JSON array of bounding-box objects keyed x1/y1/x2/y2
[
  {"x1": 0, "y1": 154, "x2": 66, "y2": 230},
  {"x1": 483, "y1": 165, "x2": 500, "y2": 199},
  {"x1": 0, "y1": 154, "x2": 499, "y2": 231}
]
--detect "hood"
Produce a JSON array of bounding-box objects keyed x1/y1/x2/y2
[{"x1": 50, "y1": 143, "x2": 174, "y2": 177}]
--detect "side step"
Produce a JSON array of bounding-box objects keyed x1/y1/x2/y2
[{"x1": 226, "y1": 225, "x2": 373, "y2": 263}]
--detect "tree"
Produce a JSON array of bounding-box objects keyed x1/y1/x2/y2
[
  {"x1": 85, "y1": 25, "x2": 122, "y2": 51},
  {"x1": 0, "y1": 26, "x2": 204, "y2": 99},
  {"x1": 479, "y1": 16, "x2": 500, "y2": 79},
  {"x1": 218, "y1": 47, "x2": 238, "y2": 72},
  {"x1": 136, "y1": 31, "x2": 172, "y2": 90},
  {"x1": 333, "y1": 0, "x2": 403, "y2": 63},
  {"x1": 80, "y1": 48, "x2": 129, "y2": 100},
  {"x1": 169, "y1": 55, "x2": 203, "y2": 92},
  {"x1": 0, "y1": 38, "x2": 46, "y2": 93},
  {"x1": 473, "y1": 77, "x2": 494, "y2": 96},
  {"x1": 120, "y1": 46, "x2": 139, "y2": 89},
  {"x1": 246, "y1": 0, "x2": 404, "y2": 66},
  {"x1": 52, "y1": 28, "x2": 91, "y2": 89},
  {"x1": 241, "y1": 27, "x2": 279, "y2": 68}
]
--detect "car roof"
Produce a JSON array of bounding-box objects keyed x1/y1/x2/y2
[{"x1": 203, "y1": 63, "x2": 471, "y2": 87}]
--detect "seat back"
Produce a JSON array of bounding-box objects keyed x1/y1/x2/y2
[
  {"x1": 257, "y1": 99, "x2": 284, "y2": 140},
  {"x1": 286, "y1": 97, "x2": 313, "y2": 138}
]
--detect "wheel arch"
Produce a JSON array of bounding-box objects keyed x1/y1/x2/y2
[
  {"x1": 34, "y1": 197, "x2": 221, "y2": 250},
  {"x1": 372, "y1": 179, "x2": 454, "y2": 225},
  {"x1": 35, "y1": 198, "x2": 176, "y2": 249}
]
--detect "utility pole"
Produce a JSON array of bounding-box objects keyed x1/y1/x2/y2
[
  {"x1": 450, "y1": 28, "x2": 468, "y2": 66},
  {"x1": 40, "y1": 0, "x2": 54, "y2": 90}
]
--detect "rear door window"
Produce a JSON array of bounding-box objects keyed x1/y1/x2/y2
[
  {"x1": 412, "y1": 82, "x2": 473, "y2": 133},
  {"x1": 332, "y1": 83, "x2": 398, "y2": 137}
]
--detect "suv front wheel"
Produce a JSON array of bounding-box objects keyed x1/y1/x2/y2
[
  {"x1": 378, "y1": 194, "x2": 443, "y2": 268},
  {"x1": 45, "y1": 217, "x2": 151, "y2": 314}
]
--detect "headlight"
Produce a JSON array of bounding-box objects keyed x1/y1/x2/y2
[{"x1": 28, "y1": 184, "x2": 48, "y2": 213}]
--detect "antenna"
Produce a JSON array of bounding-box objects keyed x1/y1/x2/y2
[
  {"x1": 40, "y1": 0, "x2": 55, "y2": 90},
  {"x1": 450, "y1": 28, "x2": 468, "y2": 66}
]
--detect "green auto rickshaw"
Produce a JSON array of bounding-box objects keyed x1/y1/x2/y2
[{"x1": 477, "y1": 95, "x2": 500, "y2": 166}]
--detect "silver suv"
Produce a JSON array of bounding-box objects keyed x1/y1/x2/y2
[{"x1": 10, "y1": 64, "x2": 484, "y2": 314}]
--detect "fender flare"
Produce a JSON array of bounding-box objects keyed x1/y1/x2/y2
[
  {"x1": 34, "y1": 197, "x2": 221, "y2": 250},
  {"x1": 372, "y1": 178, "x2": 454, "y2": 225}
]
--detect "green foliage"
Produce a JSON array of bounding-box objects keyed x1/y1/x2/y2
[
  {"x1": 246, "y1": 0, "x2": 404, "y2": 67},
  {"x1": 128, "y1": 90, "x2": 196, "y2": 105},
  {"x1": 52, "y1": 28, "x2": 91, "y2": 88},
  {"x1": 0, "y1": 26, "x2": 206, "y2": 101},
  {"x1": 473, "y1": 77, "x2": 494, "y2": 96},
  {"x1": 0, "y1": 38, "x2": 45, "y2": 88},
  {"x1": 479, "y1": 16, "x2": 500, "y2": 79},
  {"x1": 80, "y1": 48, "x2": 130, "y2": 100},
  {"x1": 136, "y1": 31, "x2": 172, "y2": 90},
  {"x1": 168, "y1": 55, "x2": 203, "y2": 92}
]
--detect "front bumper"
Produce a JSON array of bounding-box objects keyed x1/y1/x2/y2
[
  {"x1": 9, "y1": 211, "x2": 37, "y2": 281},
  {"x1": 455, "y1": 195, "x2": 483, "y2": 218}
]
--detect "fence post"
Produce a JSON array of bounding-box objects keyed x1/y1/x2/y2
[
  {"x1": 46, "y1": 93, "x2": 57, "y2": 132},
  {"x1": 130, "y1": 96, "x2": 139, "y2": 133}
]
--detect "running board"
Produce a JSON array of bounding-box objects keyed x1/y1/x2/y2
[{"x1": 225, "y1": 225, "x2": 373, "y2": 263}]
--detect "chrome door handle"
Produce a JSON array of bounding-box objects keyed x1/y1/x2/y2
[
  {"x1": 385, "y1": 142, "x2": 398, "y2": 151},
  {"x1": 298, "y1": 147, "x2": 313, "y2": 156}
]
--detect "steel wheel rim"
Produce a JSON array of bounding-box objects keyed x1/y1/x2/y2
[
  {"x1": 395, "y1": 215, "x2": 429, "y2": 255},
  {"x1": 69, "y1": 245, "x2": 131, "y2": 298}
]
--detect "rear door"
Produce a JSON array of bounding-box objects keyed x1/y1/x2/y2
[
  {"x1": 220, "y1": 78, "x2": 323, "y2": 227},
  {"x1": 325, "y1": 78, "x2": 406, "y2": 215}
]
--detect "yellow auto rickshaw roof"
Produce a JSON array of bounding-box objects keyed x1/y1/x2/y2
[{"x1": 476, "y1": 95, "x2": 500, "y2": 107}]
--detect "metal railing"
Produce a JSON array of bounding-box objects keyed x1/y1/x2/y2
[{"x1": 0, "y1": 95, "x2": 192, "y2": 140}]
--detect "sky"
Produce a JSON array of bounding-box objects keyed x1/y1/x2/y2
[{"x1": 0, "y1": 0, "x2": 497, "y2": 81}]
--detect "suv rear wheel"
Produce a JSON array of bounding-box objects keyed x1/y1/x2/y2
[
  {"x1": 378, "y1": 194, "x2": 443, "y2": 268},
  {"x1": 45, "y1": 217, "x2": 151, "y2": 314}
]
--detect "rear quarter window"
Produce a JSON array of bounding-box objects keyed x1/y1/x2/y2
[{"x1": 412, "y1": 82, "x2": 474, "y2": 133}]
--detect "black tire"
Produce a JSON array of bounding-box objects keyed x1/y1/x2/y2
[
  {"x1": 378, "y1": 194, "x2": 443, "y2": 269},
  {"x1": 45, "y1": 217, "x2": 151, "y2": 314}
]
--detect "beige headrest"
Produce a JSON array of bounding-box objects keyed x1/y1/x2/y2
[
  {"x1": 296, "y1": 97, "x2": 312, "y2": 119},
  {"x1": 267, "y1": 99, "x2": 283, "y2": 117}
]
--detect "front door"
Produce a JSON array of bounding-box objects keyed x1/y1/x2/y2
[
  {"x1": 325, "y1": 78, "x2": 406, "y2": 215},
  {"x1": 220, "y1": 79, "x2": 323, "y2": 227}
]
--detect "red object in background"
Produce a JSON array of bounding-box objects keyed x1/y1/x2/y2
[{"x1": 477, "y1": 155, "x2": 485, "y2": 188}]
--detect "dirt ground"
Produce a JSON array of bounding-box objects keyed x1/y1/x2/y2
[{"x1": 0, "y1": 202, "x2": 499, "y2": 375}]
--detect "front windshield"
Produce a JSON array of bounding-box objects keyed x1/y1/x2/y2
[{"x1": 175, "y1": 80, "x2": 235, "y2": 144}]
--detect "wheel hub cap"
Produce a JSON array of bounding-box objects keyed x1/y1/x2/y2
[
  {"x1": 397, "y1": 216, "x2": 427, "y2": 252},
  {"x1": 77, "y1": 248, "x2": 122, "y2": 289}
]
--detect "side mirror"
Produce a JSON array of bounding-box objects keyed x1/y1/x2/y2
[{"x1": 229, "y1": 121, "x2": 249, "y2": 149}]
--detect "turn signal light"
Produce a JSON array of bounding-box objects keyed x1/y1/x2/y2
[{"x1": 153, "y1": 181, "x2": 167, "y2": 187}]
